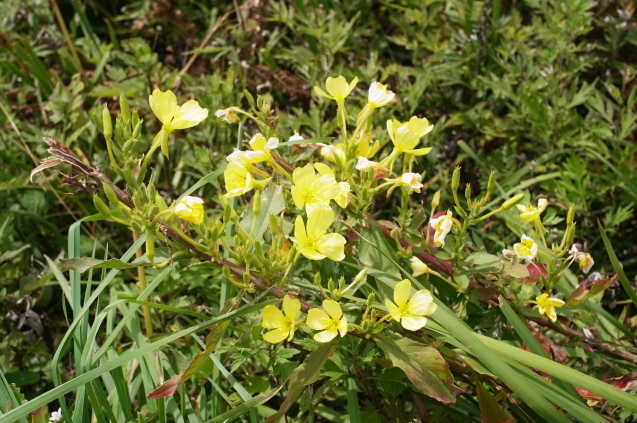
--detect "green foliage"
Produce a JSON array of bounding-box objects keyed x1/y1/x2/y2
[{"x1": 1, "y1": 0, "x2": 637, "y2": 422}]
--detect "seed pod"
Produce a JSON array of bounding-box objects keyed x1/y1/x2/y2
[
  {"x1": 102, "y1": 182, "x2": 120, "y2": 206},
  {"x1": 501, "y1": 193, "x2": 525, "y2": 210}
]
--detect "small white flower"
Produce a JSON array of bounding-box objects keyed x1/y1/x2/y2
[
  {"x1": 513, "y1": 235, "x2": 538, "y2": 262},
  {"x1": 410, "y1": 257, "x2": 430, "y2": 277},
  {"x1": 265, "y1": 137, "x2": 279, "y2": 149},
  {"x1": 288, "y1": 132, "x2": 304, "y2": 142},
  {"x1": 430, "y1": 211, "x2": 453, "y2": 247},
  {"x1": 502, "y1": 249, "x2": 516, "y2": 261},
  {"x1": 399, "y1": 173, "x2": 423, "y2": 192},
  {"x1": 356, "y1": 156, "x2": 377, "y2": 170},
  {"x1": 368, "y1": 82, "x2": 395, "y2": 108},
  {"x1": 569, "y1": 244, "x2": 594, "y2": 273},
  {"x1": 50, "y1": 407, "x2": 63, "y2": 422},
  {"x1": 214, "y1": 108, "x2": 240, "y2": 124}
]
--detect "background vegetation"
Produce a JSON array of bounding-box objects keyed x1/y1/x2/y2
[{"x1": 1, "y1": 0, "x2": 636, "y2": 421}]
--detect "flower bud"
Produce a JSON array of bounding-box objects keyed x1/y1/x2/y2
[
  {"x1": 566, "y1": 204, "x2": 575, "y2": 225},
  {"x1": 146, "y1": 234, "x2": 155, "y2": 261},
  {"x1": 102, "y1": 105, "x2": 112, "y2": 139},
  {"x1": 243, "y1": 272, "x2": 251, "y2": 286},
  {"x1": 252, "y1": 190, "x2": 261, "y2": 215},
  {"x1": 566, "y1": 223, "x2": 577, "y2": 245},
  {"x1": 431, "y1": 190, "x2": 441, "y2": 209},
  {"x1": 314, "y1": 272, "x2": 322, "y2": 287},
  {"x1": 464, "y1": 183, "x2": 472, "y2": 203},
  {"x1": 501, "y1": 193, "x2": 525, "y2": 210},
  {"x1": 269, "y1": 214, "x2": 279, "y2": 233},
  {"x1": 222, "y1": 265, "x2": 231, "y2": 279},
  {"x1": 366, "y1": 292, "x2": 376, "y2": 310},
  {"x1": 132, "y1": 119, "x2": 142, "y2": 141},
  {"x1": 353, "y1": 268, "x2": 368, "y2": 284},
  {"x1": 131, "y1": 221, "x2": 143, "y2": 233},
  {"x1": 120, "y1": 94, "x2": 131, "y2": 122},
  {"x1": 93, "y1": 195, "x2": 112, "y2": 218},
  {"x1": 487, "y1": 171, "x2": 496, "y2": 193},
  {"x1": 102, "y1": 182, "x2": 120, "y2": 206},
  {"x1": 451, "y1": 166, "x2": 461, "y2": 192}
]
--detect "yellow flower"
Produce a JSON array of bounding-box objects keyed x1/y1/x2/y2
[
  {"x1": 261, "y1": 295, "x2": 304, "y2": 343},
  {"x1": 354, "y1": 131, "x2": 381, "y2": 159},
  {"x1": 517, "y1": 198, "x2": 548, "y2": 222},
  {"x1": 314, "y1": 163, "x2": 350, "y2": 208},
  {"x1": 569, "y1": 245, "x2": 594, "y2": 273},
  {"x1": 306, "y1": 299, "x2": 348, "y2": 343},
  {"x1": 386, "y1": 172, "x2": 423, "y2": 194},
  {"x1": 174, "y1": 196, "x2": 205, "y2": 225},
  {"x1": 368, "y1": 82, "x2": 395, "y2": 108},
  {"x1": 385, "y1": 279, "x2": 437, "y2": 331},
  {"x1": 387, "y1": 116, "x2": 434, "y2": 156},
  {"x1": 410, "y1": 257, "x2": 430, "y2": 277},
  {"x1": 291, "y1": 163, "x2": 342, "y2": 213},
  {"x1": 249, "y1": 133, "x2": 279, "y2": 155},
  {"x1": 513, "y1": 235, "x2": 538, "y2": 262},
  {"x1": 320, "y1": 143, "x2": 346, "y2": 164},
  {"x1": 314, "y1": 75, "x2": 358, "y2": 104},
  {"x1": 224, "y1": 163, "x2": 254, "y2": 198},
  {"x1": 293, "y1": 208, "x2": 346, "y2": 261},
  {"x1": 215, "y1": 107, "x2": 240, "y2": 124},
  {"x1": 149, "y1": 89, "x2": 208, "y2": 132},
  {"x1": 533, "y1": 293, "x2": 565, "y2": 322},
  {"x1": 430, "y1": 210, "x2": 453, "y2": 247}
]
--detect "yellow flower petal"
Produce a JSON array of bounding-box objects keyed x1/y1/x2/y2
[
  {"x1": 149, "y1": 89, "x2": 178, "y2": 125},
  {"x1": 261, "y1": 305, "x2": 287, "y2": 329},
  {"x1": 316, "y1": 233, "x2": 346, "y2": 261},
  {"x1": 282, "y1": 295, "x2": 301, "y2": 321},
  {"x1": 385, "y1": 299, "x2": 401, "y2": 322},
  {"x1": 393, "y1": 279, "x2": 412, "y2": 308},
  {"x1": 401, "y1": 316, "x2": 428, "y2": 331},
  {"x1": 263, "y1": 328, "x2": 289, "y2": 344},
  {"x1": 322, "y1": 299, "x2": 342, "y2": 320},
  {"x1": 164, "y1": 100, "x2": 208, "y2": 130},
  {"x1": 408, "y1": 290, "x2": 437, "y2": 315},
  {"x1": 306, "y1": 308, "x2": 330, "y2": 330},
  {"x1": 314, "y1": 328, "x2": 338, "y2": 343}
]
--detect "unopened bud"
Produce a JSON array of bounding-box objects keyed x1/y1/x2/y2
[
  {"x1": 431, "y1": 190, "x2": 441, "y2": 209},
  {"x1": 155, "y1": 194, "x2": 168, "y2": 212},
  {"x1": 252, "y1": 191, "x2": 261, "y2": 215},
  {"x1": 93, "y1": 195, "x2": 112, "y2": 218},
  {"x1": 353, "y1": 268, "x2": 368, "y2": 284},
  {"x1": 328, "y1": 278, "x2": 335, "y2": 293},
  {"x1": 132, "y1": 119, "x2": 142, "y2": 140},
  {"x1": 243, "y1": 272, "x2": 251, "y2": 285},
  {"x1": 269, "y1": 214, "x2": 279, "y2": 233},
  {"x1": 102, "y1": 182, "x2": 120, "y2": 206},
  {"x1": 487, "y1": 171, "x2": 496, "y2": 193},
  {"x1": 567, "y1": 204, "x2": 575, "y2": 225},
  {"x1": 451, "y1": 166, "x2": 461, "y2": 192},
  {"x1": 338, "y1": 276, "x2": 345, "y2": 291},
  {"x1": 314, "y1": 272, "x2": 322, "y2": 287},
  {"x1": 145, "y1": 234, "x2": 155, "y2": 260},
  {"x1": 566, "y1": 223, "x2": 577, "y2": 245},
  {"x1": 366, "y1": 292, "x2": 375, "y2": 310},
  {"x1": 464, "y1": 183, "x2": 472, "y2": 203},
  {"x1": 501, "y1": 193, "x2": 525, "y2": 210},
  {"x1": 102, "y1": 105, "x2": 112, "y2": 139},
  {"x1": 222, "y1": 265, "x2": 231, "y2": 279},
  {"x1": 120, "y1": 94, "x2": 131, "y2": 122}
]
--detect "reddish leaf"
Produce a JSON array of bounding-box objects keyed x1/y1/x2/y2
[{"x1": 147, "y1": 375, "x2": 181, "y2": 399}]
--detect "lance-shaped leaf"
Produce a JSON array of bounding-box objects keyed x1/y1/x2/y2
[
  {"x1": 374, "y1": 333, "x2": 455, "y2": 403},
  {"x1": 148, "y1": 298, "x2": 240, "y2": 399},
  {"x1": 264, "y1": 342, "x2": 335, "y2": 423},
  {"x1": 475, "y1": 378, "x2": 515, "y2": 423}
]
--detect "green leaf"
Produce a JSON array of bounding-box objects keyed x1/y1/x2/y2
[
  {"x1": 475, "y1": 379, "x2": 515, "y2": 423},
  {"x1": 502, "y1": 262, "x2": 529, "y2": 279},
  {"x1": 61, "y1": 249, "x2": 170, "y2": 273},
  {"x1": 240, "y1": 184, "x2": 285, "y2": 241},
  {"x1": 462, "y1": 253, "x2": 503, "y2": 274},
  {"x1": 264, "y1": 342, "x2": 335, "y2": 423},
  {"x1": 597, "y1": 220, "x2": 637, "y2": 308},
  {"x1": 374, "y1": 333, "x2": 455, "y2": 403}
]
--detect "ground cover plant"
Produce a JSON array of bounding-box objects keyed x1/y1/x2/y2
[{"x1": 1, "y1": 0, "x2": 636, "y2": 422}]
